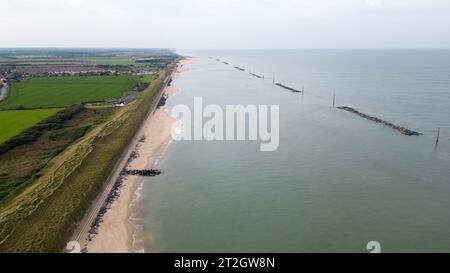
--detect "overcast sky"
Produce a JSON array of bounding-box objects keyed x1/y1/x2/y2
[{"x1": 1, "y1": 0, "x2": 449, "y2": 49}]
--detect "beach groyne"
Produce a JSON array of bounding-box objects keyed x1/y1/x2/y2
[
  {"x1": 122, "y1": 169, "x2": 163, "y2": 177},
  {"x1": 212, "y1": 57, "x2": 304, "y2": 95},
  {"x1": 249, "y1": 72, "x2": 263, "y2": 79},
  {"x1": 157, "y1": 94, "x2": 168, "y2": 108},
  {"x1": 337, "y1": 106, "x2": 421, "y2": 136},
  {"x1": 275, "y1": 82, "x2": 302, "y2": 93}
]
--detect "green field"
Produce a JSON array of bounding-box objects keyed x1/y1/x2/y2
[
  {"x1": 138, "y1": 74, "x2": 157, "y2": 84},
  {"x1": 0, "y1": 75, "x2": 138, "y2": 110},
  {"x1": 0, "y1": 109, "x2": 61, "y2": 144}
]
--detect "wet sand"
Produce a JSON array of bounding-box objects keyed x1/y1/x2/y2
[{"x1": 87, "y1": 59, "x2": 190, "y2": 253}]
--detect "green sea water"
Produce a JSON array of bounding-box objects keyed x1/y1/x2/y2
[{"x1": 138, "y1": 49, "x2": 450, "y2": 252}]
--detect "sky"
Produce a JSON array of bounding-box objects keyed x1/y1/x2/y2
[{"x1": 1, "y1": 0, "x2": 450, "y2": 49}]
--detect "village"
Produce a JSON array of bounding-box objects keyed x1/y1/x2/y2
[{"x1": 0, "y1": 49, "x2": 175, "y2": 84}]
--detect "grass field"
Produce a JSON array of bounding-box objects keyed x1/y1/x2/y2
[
  {"x1": 0, "y1": 107, "x2": 110, "y2": 201},
  {"x1": 0, "y1": 109, "x2": 61, "y2": 144},
  {"x1": 0, "y1": 75, "x2": 138, "y2": 110}
]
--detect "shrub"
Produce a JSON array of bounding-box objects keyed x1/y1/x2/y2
[{"x1": 0, "y1": 105, "x2": 85, "y2": 155}]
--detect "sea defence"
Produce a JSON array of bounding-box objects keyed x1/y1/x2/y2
[
  {"x1": 122, "y1": 169, "x2": 163, "y2": 176},
  {"x1": 337, "y1": 106, "x2": 421, "y2": 136},
  {"x1": 212, "y1": 57, "x2": 304, "y2": 94},
  {"x1": 275, "y1": 83, "x2": 302, "y2": 93}
]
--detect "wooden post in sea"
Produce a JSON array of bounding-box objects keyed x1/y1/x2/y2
[
  {"x1": 332, "y1": 93, "x2": 336, "y2": 108},
  {"x1": 435, "y1": 127, "x2": 441, "y2": 146},
  {"x1": 273, "y1": 76, "x2": 275, "y2": 85}
]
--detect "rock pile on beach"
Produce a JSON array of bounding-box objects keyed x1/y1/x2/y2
[
  {"x1": 84, "y1": 141, "x2": 145, "y2": 251},
  {"x1": 157, "y1": 94, "x2": 168, "y2": 108},
  {"x1": 249, "y1": 72, "x2": 263, "y2": 79},
  {"x1": 337, "y1": 106, "x2": 421, "y2": 136},
  {"x1": 128, "y1": 150, "x2": 139, "y2": 163},
  {"x1": 86, "y1": 169, "x2": 126, "y2": 244},
  {"x1": 122, "y1": 169, "x2": 163, "y2": 177}
]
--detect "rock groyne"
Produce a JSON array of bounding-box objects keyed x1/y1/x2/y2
[
  {"x1": 337, "y1": 106, "x2": 421, "y2": 136},
  {"x1": 249, "y1": 72, "x2": 263, "y2": 79}
]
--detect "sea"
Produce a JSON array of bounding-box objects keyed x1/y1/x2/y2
[{"x1": 138, "y1": 49, "x2": 450, "y2": 252}]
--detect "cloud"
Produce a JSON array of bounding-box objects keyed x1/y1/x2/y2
[{"x1": 0, "y1": 0, "x2": 449, "y2": 48}]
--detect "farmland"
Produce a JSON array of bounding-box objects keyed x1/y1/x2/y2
[
  {"x1": 73, "y1": 57, "x2": 135, "y2": 66},
  {"x1": 0, "y1": 106, "x2": 108, "y2": 201},
  {"x1": 0, "y1": 109, "x2": 61, "y2": 144},
  {"x1": 0, "y1": 48, "x2": 177, "y2": 70},
  {"x1": 0, "y1": 68, "x2": 172, "y2": 252},
  {"x1": 0, "y1": 75, "x2": 138, "y2": 110}
]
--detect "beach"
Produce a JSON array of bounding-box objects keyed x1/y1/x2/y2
[{"x1": 87, "y1": 59, "x2": 190, "y2": 253}]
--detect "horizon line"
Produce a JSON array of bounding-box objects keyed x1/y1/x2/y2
[{"x1": 0, "y1": 47, "x2": 450, "y2": 50}]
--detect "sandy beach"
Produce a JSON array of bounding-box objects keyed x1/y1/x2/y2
[{"x1": 87, "y1": 59, "x2": 191, "y2": 253}]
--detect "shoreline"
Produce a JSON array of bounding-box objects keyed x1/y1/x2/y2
[{"x1": 87, "y1": 58, "x2": 192, "y2": 253}]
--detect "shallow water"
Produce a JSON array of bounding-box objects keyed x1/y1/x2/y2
[{"x1": 141, "y1": 49, "x2": 450, "y2": 252}]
